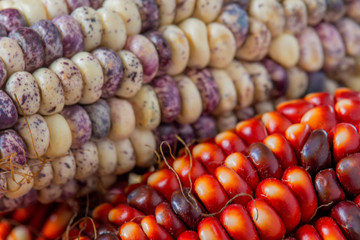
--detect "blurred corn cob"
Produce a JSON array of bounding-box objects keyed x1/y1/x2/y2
[{"x1": 0, "y1": 0, "x2": 360, "y2": 211}]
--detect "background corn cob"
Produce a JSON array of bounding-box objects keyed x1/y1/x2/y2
[
  {"x1": 2, "y1": 88, "x2": 360, "y2": 239},
  {"x1": 0, "y1": 0, "x2": 360, "y2": 212}
]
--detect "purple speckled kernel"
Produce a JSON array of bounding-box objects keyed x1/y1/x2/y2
[
  {"x1": 0, "y1": 8, "x2": 27, "y2": 32},
  {"x1": 0, "y1": 129, "x2": 28, "y2": 166},
  {"x1": 0, "y1": 90, "x2": 18, "y2": 130},
  {"x1": 31, "y1": 20, "x2": 63, "y2": 66},
  {"x1": 154, "y1": 123, "x2": 178, "y2": 156},
  {"x1": 261, "y1": 58, "x2": 288, "y2": 98},
  {"x1": 0, "y1": 59, "x2": 7, "y2": 88},
  {"x1": 89, "y1": 0, "x2": 104, "y2": 9},
  {"x1": 186, "y1": 68, "x2": 220, "y2": 114},
  {"x1": 315, "y1": 22, "x2": 345, "y2": 70},
  {"x1": 61, "y1": 105, "x2": 92, "y2": 148},
  {"x1": 324, "y1": 0, "x2": 346, "y2": 22},
  {"x1": 151, "y1": 75, "x2": 181, "y2": 123},
  {"x1": 217, "y1": 3, "x2": 249, "y2": 48},
  {"x1": 83, "y1": 99, "x2": 111, "y2": 139},
  {"x1": 145, "y1": 31, "x2": 172, "y2": 76},
  {"x1": 133, "y1": 0, "x2": 159, "y2": 32},
  {"x1": 9, "y1": 27, "x2": 45, "y2": 72},
  {"x1": 176, "y1": 123, "x2": 195, "y2": 146},
  {"x1": 306, "y1": 71, "x2": 328, "y2": 94},
  {"x1": 192, "y1": 115, "x2": 217, "y2": 141},
  {"x1": 52, "y1": 15, "x2": 84, "y2": 58},
  {"x1": 92, "y1": 48, "x2": 123, "y2": 98},
  {"x1": 66, "y1": 0, "x2": 90, "y2": 11},
  {"x1": 125, "y1": 34, "x2": 159, "y2": 83},
  {"x1": 0, "y1": 23, "x2": 7, "y2": 37}
]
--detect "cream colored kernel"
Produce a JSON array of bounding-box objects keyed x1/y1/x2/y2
[
  {"x1": 211, "y1": 69, "x2": 237, "y2": 116},
  {"x1": 116, "y1": 50, "x2": 143, "y2": 98},
  {"x1": 159, "y1": 25, "x2": 190, "y2": 75},
  {"x1": 40, "y1": 0, "x2": 68, "y2": 19},
  {"x1": 97, "y1": 8, "x2": 127, "y2": 51},
  {"x1": 33, "y1": 68, "x2": 65, "y2": 115},
  {"x1": 95, "y1": 138, "x2": 117, "y2": 176},
  {"x1": 192, "y1": 0, "x2": 223, "y2": 23},
  {"x1": 71, "y1": 7, "x2": 103, "y2": 52},
  {"x1": 156, "y1": 0, "x2": 176, "y2": 26},
  {"x1": 173, "y1": 74, "x2": 202, "y2": 124},
  {"x1": 49, "y1": 58, "x2": 83, "y2": 105},
  {"x1": 207, "y1": 22, "x2": 236, "y2": 68},
  {"x1": 107, "y1": 97, "x2": 136, "y2": 140},
  {"x1": 179, "y1": 18, "x2": 210, "y2": 68},
  {"x1": 71, "y1": 52, "x2": 104, "y2": 104},
  {"x1": 44, "y1": 114, "x2": 72, "y2": 158},
  {"x1": 13, "y1": 0, "x2": 47, "y2": 25},
  {"x1": 128, "y1": 85, "x2": 161, "y2": 130},
  {"x1": 103, "y1": 0, "x2": 141, "y2": 35},
  {"x1": 74, "y1": 141, "x2": 99, "y2": 180},
  {"x1": 114, "y1": 138, "x2": 136, "y2": 175},
  {"x1": 129, "y1": 128, "x2": 156, "y2": 168},
  {"x1": 0, "y1": 37, "x2": 25, "y2": 75}
]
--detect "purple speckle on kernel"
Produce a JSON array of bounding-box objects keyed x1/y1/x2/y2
[
  {"x1": 52, "y1": 15, "x2": 84, "y2": 58},
  {"x1": 9, "y1": 27, "x2": 45, "y2": 72},
  {"x1": 0, "y1": 129, "x2": 28, "y2": 165},
  {"x1": 0, "y1": 8, "x2": 27, "y2": 32},
  {"x1": 31, "y1": 20, "x2": 63, "y2": 66}
]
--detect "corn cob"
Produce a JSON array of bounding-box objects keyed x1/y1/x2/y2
[
  {"x1": 0, "y1": 0, "x2": 359, "y2": 211},
  {"x1": 3, "y1": 88, "x2": 360, "y2": 239}
]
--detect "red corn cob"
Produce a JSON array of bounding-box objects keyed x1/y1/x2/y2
[
  {"x1": 177, "y1": 231, "x2": 199, "y2": 240},
  {"x1": 119, "y1": 222, "x2": 147, "y2": 240},
  {"x1": 194, "y1": 174, "x2": 229, "y2": 213},
  {"x1": 315, "y1": 217, "x2": 347, "y2": 240},
  {"x1": 192, "y1": 143, "x2": 226, "y2": 175},
  {"x1": 261, "y1": 111, "x2": 292, "y2": 135},
  {"x1": 329, "y1": 123, "x2": 360, "y2": 164},
  {"x1": 155, "y1": 202, "x2": 186, "y2": 238},
  {"x1": 334, "y1": 88, "x2": 360, "y2": 102},
  {"x1": 6, "y1": 89, "x2": 360, "y2": 239},
  {"x1": 263, "y1": 133, "x2": 298, "y2": 169},
  {"x1": 140, "y1": 215, "x2": 172, "y2": 240},
  {"x1": 219, "y1": 204, "x2": 259, "y2": 240},
  {"x1": 296, "y1": 224, "x2": 322, "y2": 240},
  {"x1": 282, "y1": 166, "x2": 318, "y2": 223},
  {"x1": 41, "y1": 203, "x2": 74, "y2": 239},
  {"x1": 304, "y1": 92, "x2": 334, "y2": 107},
  {"x1": 214, "y1": 166, "x2": 253, "y2": 206},
  {"x1": 235, "y1": 118, "x2": 268, "y2": 145},
  {"x1": 276, "y1": 99, "x2": 314, "y2": 123},
  {"x1": 335, "y1": 99, "x2": 360, "y2": 125},
  {"x1": 214, "y1": 130, "x2": 247, "y2": 155},
  {"x1": 108, "y1": 204, "x2": 144, "y2": 226},
  {"x1": 247, "y1": 198, "x2": 286, "y2": 240},
  {"x1": 314, "y1": 169, "x2": 346, "y2": 209},
  {"x1": 255, "y1": 178, "x2": 301, "y2": 232},
  {"x1": 224, "y1": 152, "x2": 259, "y2": 191},
  {"x1": 197, "y1": 217, "x2": 230, "y2": 240},
  {"x1": 248, "y1": 143, "x2": 283, "y2": 180},
  {"x1": 300, "y1": 105, "x2": 337, "y2": 132},
  {"x1": 330, "y1": 201, "x2": 360, "y2": 240}
]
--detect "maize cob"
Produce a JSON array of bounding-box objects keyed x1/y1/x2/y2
[
  {"x1": 0, "y1": 0, "x2": 360, "y2": 213},
  {"x1": 3, "y1": 88, "x2": 360, "y2": 239}
]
